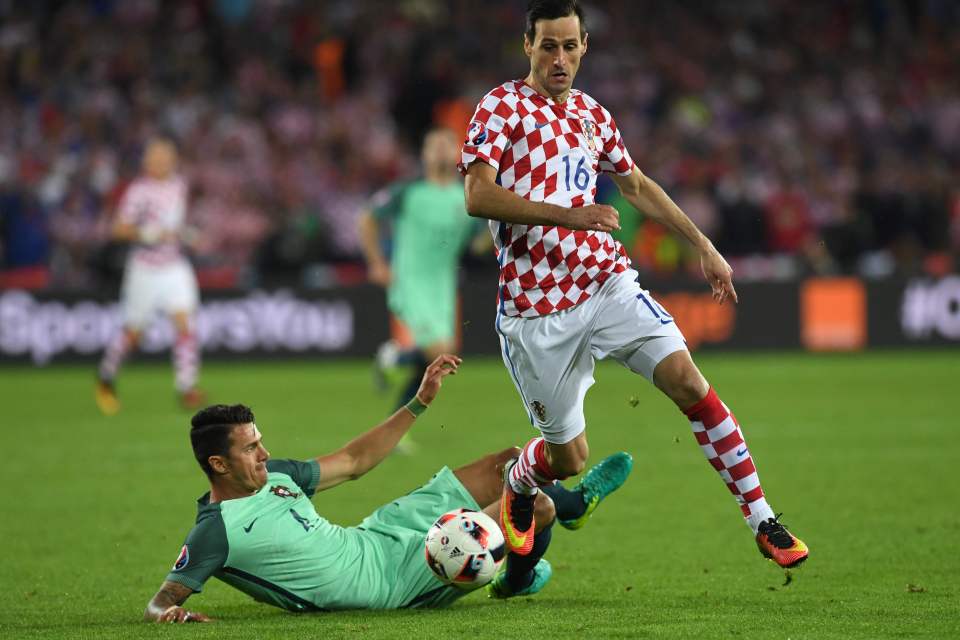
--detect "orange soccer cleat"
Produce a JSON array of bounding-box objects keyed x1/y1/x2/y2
[
  {"x1": 95, "y1": 378, "x2": 120, "y2": 416},
  {"x1": 179, "y1": 388, "x2": 208, "y2": 411},
  {"x1": 756, "y1": 514, "x2": 809, "y2": 568},
  {"x1": 499, "y1": 459, "x2": 536, "y2": 556}
]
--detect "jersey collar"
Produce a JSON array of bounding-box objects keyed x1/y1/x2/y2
[{"x1": 517, "y1": 79, "x2": 579, "y2": 108}]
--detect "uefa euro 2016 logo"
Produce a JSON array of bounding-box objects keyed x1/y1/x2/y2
[{"x1": 467, "y1": 120, "x2": 487, "y2": 146}]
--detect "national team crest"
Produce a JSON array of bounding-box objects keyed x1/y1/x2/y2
[
  {"x1": 466, "y1": 120, "x2": 487, "y2": 146},
  {"x1": 580, "y1": 118, "x2": 599, "y2": 157},
  {"x1": 530, "y1": 400, "x2": 547, "y2": 423},
  {"x1": 270, "y1": 485, "x2": 301, "y2": 499},
  {"x1": 172, "y1": 545, "x2": 189, "y2": 571}
]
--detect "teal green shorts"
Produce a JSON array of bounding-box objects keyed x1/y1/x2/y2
[
  {"x1": 389, "y1": 288, "x2": 456, "y2": 347},
  {"x1": 359, "y1": 467, "x2": 482, "y2": 609}
]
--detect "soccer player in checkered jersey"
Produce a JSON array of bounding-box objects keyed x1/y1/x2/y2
[
  {"x1": 459, "y1": 0, "x2": 807, "y2": 569},
  {"x1": 95, "y1": 138, "x2": 205, "y2": 414}
]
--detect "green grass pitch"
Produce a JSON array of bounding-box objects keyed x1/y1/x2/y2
[{"x1": 2, "y1": 351, "x2": 958, "y2": 639}]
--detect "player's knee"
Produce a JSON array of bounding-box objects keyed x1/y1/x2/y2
[
  {"x1": 497, "y1": 447, "x2": 522, "y2": 463},
  {"x1": 491, "y1": 447, "x2": 522, "y2": 477},
  {"x1": 658, "y1": 363, "x2": 708, "y2": 409},
  {"x1": 676, "y1": 371, "x2": 709, "y2": 408},
  {"x1": 534, "y1": 492, "x2": 556, "y2": 527}
]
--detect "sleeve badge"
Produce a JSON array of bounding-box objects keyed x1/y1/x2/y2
[
  {"x1": 466, "y1": 120, "x2": 488, "y2": 146},
  {"x1": 172, "y1": 544, "x2": 190, "y2": 571}
]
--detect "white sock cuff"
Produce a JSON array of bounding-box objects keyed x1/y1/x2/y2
[{"x1": 745, "y1": 499, "x2": 775, "y2": 534}]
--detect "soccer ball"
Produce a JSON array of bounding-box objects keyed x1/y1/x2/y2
[{"x1": 424, "y1": 508, "x2": 506, "y2": 589}]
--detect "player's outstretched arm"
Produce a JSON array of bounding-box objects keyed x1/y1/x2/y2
[
  {"x1": 144, "y1": 580, "x2": 211, "y2": 623},
  {"x1": 612, "y1": 167, "x2": 738, "y2": 305},
  {"x1": 464, "y1": 162, "x2": 620, "y2": 232},
  {"x1": 313, "y1": 355, "x2": 461, "y2": 492}
]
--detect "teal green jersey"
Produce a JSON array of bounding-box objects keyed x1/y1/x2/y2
[
  {"x1": 166, "y1": 461, "x2": 476, "y2": 611},
  {"x1": 371, "y1": 179, "x2": 476, "y2": 344}
]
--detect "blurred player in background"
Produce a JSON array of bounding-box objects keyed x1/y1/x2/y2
[
  {"x1": 359, "y1": 128, "x2": 487, "y2": 435},
  {"x1": 143, "y1": 355, "x2": 632, "y2": 621},
  {"x1": 460, "y1": 0, "x2": 807, "y2": 569},
  {"x1": 95, "y1": 138, "x2": 204, "y2": 414}
]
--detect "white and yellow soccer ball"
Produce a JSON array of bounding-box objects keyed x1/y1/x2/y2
[{"x1": 424, "y1": 508, "x2": 506, "y2": 589}]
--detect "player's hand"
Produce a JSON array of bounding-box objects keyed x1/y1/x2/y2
[
  {"x1": 139, "y1": 227, "x2": 178, "y2": 245},
  {"x1": 368, "y1": 261, "x2": 392, "y2": 287},
  {"x1": 700, "y1": 249, "x2": 738, "y2": 305},
  {"x1": 415, "y1": 354, "x2": 462, "y2": 405},
  {"x1": 157, "y1": 606, "x2": 212, "y2": 623},
  {"x1": 559, "y1": 204, "x2": 620, "y2": 232}
]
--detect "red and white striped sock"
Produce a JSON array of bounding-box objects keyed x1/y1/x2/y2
[
  {"x1": 99, "y1": 332, "x2": 133, "y2": 381},
  {"x1": 507, "y1": 437, "x2": 557, "y2": 496},
  {"x1": 173, "y1": 332, "x2": 200, "y2": 392},
  {"x1": 684, "y1": 388, "x2": 775, "y2": 533}
]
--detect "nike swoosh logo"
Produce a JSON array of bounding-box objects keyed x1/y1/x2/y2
[
  {"x1": 242, "y1": 518, "x2": 259, "y2": 533},
  {"x1": 500, "y1": 497, "x2": 529, "y2": 550},
  {"x1": 736, "y1": 448, "x2": 747, "y2": 457},
  {"x1": 535, "y1": 122, "x2": 548, "y2": 129}
]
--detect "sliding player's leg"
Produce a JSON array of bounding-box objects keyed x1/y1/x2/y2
[{"x1": 542, "y1": 451, "x2": 634, "y2": 530}]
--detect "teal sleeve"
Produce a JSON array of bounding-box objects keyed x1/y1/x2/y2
[
  {"x1": 266, "y1": 459, "x2": 321, "y2": 497},
  {"x1": 370, "y1": 182, "x2": 409, "y2": 220},
  {"x1": 165, "y1": 510, "x2": 228, "y2": 593}
]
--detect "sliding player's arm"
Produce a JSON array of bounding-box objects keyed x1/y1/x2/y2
[
  {"x1": 145, "y1": 517, "x2": 225, "y2": 623},
  {"x1": 144, "y1": 581, "x2": 211, "y2": 623},
  {"x1": 313, "y1": 354, "x2": 461, "y2": 491},
  {"x1": 464, "y1": 161, "x2": 620, "y2": 232},
  {"x1": 610, "y1": 167, "x2": 738, "y2": 305}
]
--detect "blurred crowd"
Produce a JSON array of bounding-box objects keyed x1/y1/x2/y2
[{"x1": 0, "y1": 0, "x2": 958, "y2": 289}]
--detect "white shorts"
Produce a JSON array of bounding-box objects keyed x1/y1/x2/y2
[
  {"x1": 496, "y1": 269, "x2": 687, "y2": 445},
  {"x1": 121, "y1": 259, "x2": 199, "y2": 329}
]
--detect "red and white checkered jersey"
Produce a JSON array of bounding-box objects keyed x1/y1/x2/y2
[
  {"x1": 117, "y1": 175, "x2": 188, "y2": 266},
  {"x1": 458, "y1": 80, "x2": 635, "y2": 317}
]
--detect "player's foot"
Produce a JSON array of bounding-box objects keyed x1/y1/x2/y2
[
  {"x1": 95, "y1": 377, "x2": 120, "y2": 416},
  {"x1": 756, "y1": 514, "x2": 809, "y2": 568},
  {"x1": 499, "y1": 459, "x2": 536, "y2": 556},
  {"x1": 487, "y1": 559, "x2": 552, "y2": 599},
  {"x1": 179, "y1": 388, "x2": 207, "y2": 411},
  {"x1": 392, "y1": 432, "x2": 419, "y2": 456},
  {"x1": 372, "y1": 340, "x2": 400, "y2": 392},
  {"x1": 559, "y1": 452, "x2": 633, "y2": 530}
]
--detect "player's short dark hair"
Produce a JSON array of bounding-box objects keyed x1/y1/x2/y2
[
  {"x1": 190, "y1": 404, "x2": 256, "y2": 479},
  {"x1": 525, "y1": 0, "x2": 586, "y2": 41}
]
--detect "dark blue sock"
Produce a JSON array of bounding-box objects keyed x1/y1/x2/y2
[
  {"x1": 505, "y1": 522, "x2": 552, "y2": 592},
  {"x1": 541, "y1": 481, "x2": 586, "y2": 522},
  {"x1": 395, "y1": 348, "x2": 425, "y2": 366},
  {"x1": 394, "y1": 351, "x2": 428, "y2": 411}
]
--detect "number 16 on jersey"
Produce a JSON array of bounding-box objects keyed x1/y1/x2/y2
[{"x1": 562, "y1": 153, "x2": 592, "y2": 192}]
